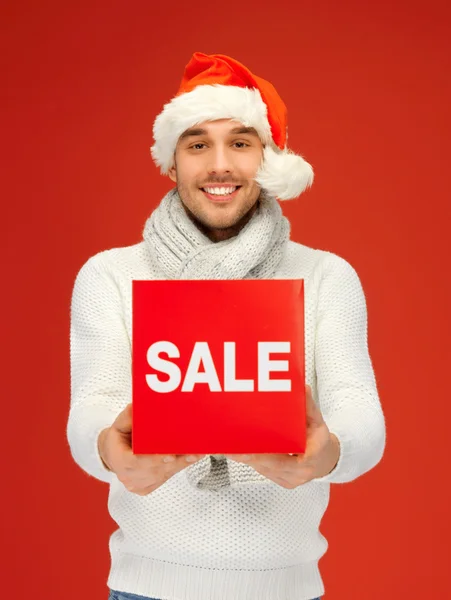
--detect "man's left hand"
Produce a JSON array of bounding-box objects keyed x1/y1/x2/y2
[{"x1": 225, "y1": 385, "x2": 340, "y2": 489}]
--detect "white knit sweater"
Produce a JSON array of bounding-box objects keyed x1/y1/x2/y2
[{"x1": 68, "y1": 238, "x2": 386, "y2": 600}]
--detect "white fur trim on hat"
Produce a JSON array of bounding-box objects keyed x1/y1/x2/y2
[
  {"x1": 255, "y1": 145, "x2": 314, "y2": 200},
  {"x1": 150, "y1": 83, "x2": 314, "y2": 200}
]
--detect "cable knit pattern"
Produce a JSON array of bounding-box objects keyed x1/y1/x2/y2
[
  {"x1": 143, "y1": 188, "x2": 290, "y2": 281},
  {"x1": 67, "y1": 199, "x2": 386, "y2": 600}
]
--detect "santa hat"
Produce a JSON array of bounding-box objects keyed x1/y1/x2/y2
[{"x1": 150, "y1": 52, "x2": 314, "y2": 200}]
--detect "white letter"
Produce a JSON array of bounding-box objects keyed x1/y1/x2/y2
[
  {"x1": 181, "y1": 342, "x2": 222, "y2": 392},
  {"x1": 258, "y1": 342, "x2": 291, "y2": 392},
  {"x1": 224, "y1": 342, "x2": 254, "y2": 391},
  {"x1": 146, "y1": 341, "x2": 181, "y2": 393}
]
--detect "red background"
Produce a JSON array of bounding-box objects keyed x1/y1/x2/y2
[{"x1": 2, "y1": 0, "x2": 450, "y2": 598}]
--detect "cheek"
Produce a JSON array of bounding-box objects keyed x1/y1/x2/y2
[
  {"x1": 237, "y1": 153, "x2": 263, "y2": 180},
  {"x1": 178, "y1": 162, "x2": 204, "y2": 186}
]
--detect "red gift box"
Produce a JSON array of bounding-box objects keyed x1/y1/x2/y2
[{"x1": 132, "y1": 279, "x2": 305, "y2": 455}]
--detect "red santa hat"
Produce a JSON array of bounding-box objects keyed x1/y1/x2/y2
[{"x1": 151, "y1": 52, "x2": 314, "y2": 200}]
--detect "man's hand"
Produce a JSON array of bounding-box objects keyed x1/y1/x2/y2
[
  {"x1": 98, "y1": 404, "x2": 206, "y2": 496},
  {"x1": 225, "y1": 385, "x2": 340, "y2": 489}
]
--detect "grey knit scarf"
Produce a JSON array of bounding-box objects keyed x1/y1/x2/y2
[{"x1": 142, "y1": 187, "x2": 290, "y2": 490}]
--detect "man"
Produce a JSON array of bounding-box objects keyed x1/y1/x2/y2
[{"x1": 68, "y1": 52, "x2": 386, "y2": 600}]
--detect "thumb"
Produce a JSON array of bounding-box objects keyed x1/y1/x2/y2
[
  {"x1": 114, "y1": 403, "x2": 133, "y2": 434},
  {"x1": 305, "y1": 385, "x2": 324, "y2": 427}
]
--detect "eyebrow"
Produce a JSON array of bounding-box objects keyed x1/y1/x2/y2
[
  {"x1": 229, "y1": 126, "x2": 259, "y2": 136},
  {"x1": 179, "y1": 128, "x2": 207, "y2": 140},
  {"x1": 179, "y1": 125, "x2": 259, "y2": 140}
]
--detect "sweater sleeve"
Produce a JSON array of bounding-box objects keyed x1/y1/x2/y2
[
  {"x1": 311, "y1": 254, "x2": 386, "y2": 484},
  {"x1": 67, "y1": 253, "x2": 132, "y2": 483}
]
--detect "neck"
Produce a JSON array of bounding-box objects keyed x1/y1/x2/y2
[{"x1": 183, "y1": 201, "x2": 260, "y2": 243}]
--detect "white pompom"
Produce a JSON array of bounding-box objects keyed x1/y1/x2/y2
[{"x1": 255, "y1": 145, "x2": 314, "y2": 200}]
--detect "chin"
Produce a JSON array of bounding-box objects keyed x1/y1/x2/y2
[{"x1": 201, "y1": 215, "x2": 240, "y2": 231}]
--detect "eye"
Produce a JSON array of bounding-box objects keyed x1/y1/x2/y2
[
  {"x1": 233, "y1": 141, "x2": 249, "y2": 148},
  {"x1": 190, "y1": 143, "x2": 206, "y2": 150}
]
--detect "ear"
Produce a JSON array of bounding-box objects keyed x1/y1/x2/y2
[
  {"x1": 168, "y1": 153, "x2": 177, "y2": 183},
  {"x1": 168, "y1": 163, "x2": 177, "y2": 183}
]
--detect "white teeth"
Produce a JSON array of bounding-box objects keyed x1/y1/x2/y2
[{"x1": 204, "y1": 186, "x2": 237, "y2": 195}]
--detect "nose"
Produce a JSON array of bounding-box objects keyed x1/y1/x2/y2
[{"x1": 207, "y1": 145, "x2": 233, "y2": 177}]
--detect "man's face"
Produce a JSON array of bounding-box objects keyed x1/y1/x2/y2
[{"x1": 168, "y1": 119, "x2": 264, "y2": 237}]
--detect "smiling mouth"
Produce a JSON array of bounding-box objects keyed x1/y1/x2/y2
[
  {"x1": 199, "y1": 186, "x2": 242, "y2": 202},
  {"x1": 200, "y1": 185, "x2": 241, "y2": 195}
]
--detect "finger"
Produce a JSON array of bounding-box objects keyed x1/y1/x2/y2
[
  {"x1": 120, "y1": 454, "x2": 197, "y2": 481},
  {"x1": 246, "y1": 463, "x2": 295, "y2": 488},
  {"x1": 256, "y1": 453, "x2": 299, "y2": 471},
  {"x1": 254, "y1": 455, "x2": 313, "y2": 483},
  {"x1": 125, "y1": 453, "x2": 206, "y2": 474},
  {"x1": 227, "y1": 453, "x2": 297, "y2": 472},
  {"x1": 131, "y1": 453, "x2": 178, "y2": 469},
  {"x1": 303, "y1": 422, "x2": 331, "y2": 460},
  {"x1": 167, "y1": 454, "x2": 206, "y2": 473},
  {"x1": 182, "y1": 454, "x2": 206, "y2": 463},
  {"x1": 126, "y1": 481, "x2": 160, "y2": 496},
  {"x1": 120, "y1": 452, "x2": 168, "y2": 473},
  {"x1": 115, "y1": 403, "x2": 133, "y2": 433},
  {"x1": 253, "y1": 461, "x2": 314, "y2": 487},
  {"x1": 224, "y1": 454, "x2": 253, "y2": 463},
  {"x1": 170, "y1": 454, "x2": 206, "y2": 475},
  {"x1": 305, "y1": 385, "x2": 324, "y2": 427}
]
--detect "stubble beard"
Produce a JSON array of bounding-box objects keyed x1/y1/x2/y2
[{"x1": 176, "y1": 180, "x2": 261, "y2": 239}]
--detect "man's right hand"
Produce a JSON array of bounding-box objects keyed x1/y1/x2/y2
[{"x1": 97, "y1": 403, "x2": 206, "y2": 496}]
